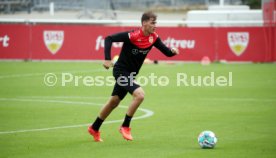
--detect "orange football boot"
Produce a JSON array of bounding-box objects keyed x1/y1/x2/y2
[
  {"x1": 119, "y1": 126, "x2": 133, "y2": 141},
  {"x1": 88, "y1": 126, "x2": 103, "y2": 142}
]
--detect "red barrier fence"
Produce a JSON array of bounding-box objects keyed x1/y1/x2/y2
[
  {"x1": 0, "y1": 23, "x2": 275, "y2": 62},
  {"x1": 263, "y1": 0, "x2": 276, "y2": 61}
]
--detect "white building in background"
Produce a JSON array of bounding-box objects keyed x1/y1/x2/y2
[{"x1": 186, "y1": 0, "x2": 262, "y2": 27}]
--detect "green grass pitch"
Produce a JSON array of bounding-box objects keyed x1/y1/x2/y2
[{"x1": 0, "y1": 61, "x2": 275, "y2": 158}]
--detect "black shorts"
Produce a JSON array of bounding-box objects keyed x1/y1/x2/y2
[{"x1": 111, "y1": 70, "x2": 140, "y2": 100}]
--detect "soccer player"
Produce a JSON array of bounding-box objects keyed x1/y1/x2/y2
[{"x1": 88, "y1": 11, "x2": 179, "y2": 142}]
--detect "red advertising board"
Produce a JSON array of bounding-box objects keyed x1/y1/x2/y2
[
  {"x1": 29, "y1": 25, "x2": 216, "y2": 61},
  {"x1": 275, "y1": 27, "x2": 276, "y2": 61},
  {"x1": 263, "y1": 0, "x2": 276, "y2": 61},
  {"x1": 0, "y1": 24, "x2": 30, "y2": 59},
  {"x1": 217, "y1": 27, "x2": 267, "y2": 62},
  {"x1": 0, "y1": 23, "x2": 275, "y2": 62},
  {"x1": 149, "y1": 27, "x2": 216, "y2": 61},
  {"x1": 31, "y1": 25, "x2": 131, "y2": 60}
]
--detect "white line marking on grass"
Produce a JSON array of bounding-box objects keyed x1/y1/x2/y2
[
  {"x1": 18, "y1": 96, "x2": 107, "y2": 100},
  {"x1": 200, "y1": 98, "x2": 276, "y2": 102},
  {"x1": 0, "y1": 69, "x2": 104, "y2": 79},
  {"x1": 0, "y1": 98, "x2": 103, "y2": 106},
  {"x1": 0, "y1": 64, "x2": 159, "y2": 80},
  {"x1": 0, "y1": 98, "x2": 154, "y2": 135}
]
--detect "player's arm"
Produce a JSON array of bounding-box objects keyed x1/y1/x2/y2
[
  {"x1": 103, "y1": 32, "x2": 129, "y2": 69},
  {"x1": 153, "y1": 37, "x2": 179, "y2": 57}
]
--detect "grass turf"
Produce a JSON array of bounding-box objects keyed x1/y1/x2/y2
[{"x1": 0, "y1": 61, "x2": 275, "y2": 158}]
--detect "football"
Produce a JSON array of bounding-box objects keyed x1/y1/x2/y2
[{"x1": 198, "y1": 131, "x2": 218, "y2": 149}]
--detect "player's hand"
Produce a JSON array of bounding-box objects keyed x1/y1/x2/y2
[
  {"x1": 171, "y1": 47, "x2": 179, "y2": 55},
  {"x1": 103, "y1": 60, "x2": 113, "y2": 69}
]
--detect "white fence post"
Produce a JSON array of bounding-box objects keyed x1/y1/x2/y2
[{"x1": 49, "y1": 2, "x2": 54, "y2": 16}]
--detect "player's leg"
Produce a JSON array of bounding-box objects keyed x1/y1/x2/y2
[
  {"x1": 88, "y1": 83, "x2": 127, "y2": 142},
  {"x1": 126, "y1": 87, "x2": 145, "y2": 117},
  {"x1": 121, "y1": 81, "x2": 144, "y2": 127},
  {"x1": 89, "y1": 96, "x2": 121, "y2": 129},
  {"x1": 120, "y1": 82, "x2": 145, "y2": 141},
  {"x1": 99, "y1": 95, "x2": 121, "y2": 120}
]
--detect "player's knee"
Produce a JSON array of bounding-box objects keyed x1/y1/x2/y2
[
  {"x1": 133, "y1": 89, "x2": 145, "y2": 102},
  {"x1": 137, "y1": 93, "x2": 145, "y2": 102}
]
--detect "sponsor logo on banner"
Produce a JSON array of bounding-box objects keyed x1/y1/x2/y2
[
  {"x1": 43, "y1": 31, "x2": 64, "y2": 55},
  {"x1": 0, "y1": 35, "x2": 10, "y2": 47},
  {"x1": 95, "y1": 36, "x2": 122, "y2": 51},
  {"x1": 227, "y1": 32, "x2": 249, "y2": 56},
  {"x1": 163, "y1": 37, "x2": 195, "y2": 49}
]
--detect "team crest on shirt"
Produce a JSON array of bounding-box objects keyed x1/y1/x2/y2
[
  {"x1": 43, "y1": 30, "x2": 64, "y2": 55},
  {"x1": 149, "y1": 36, "x2": 153, "y2": 43},
  {"x1": 227, "y1": 32, "x2": 249, "y2": 56}
]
